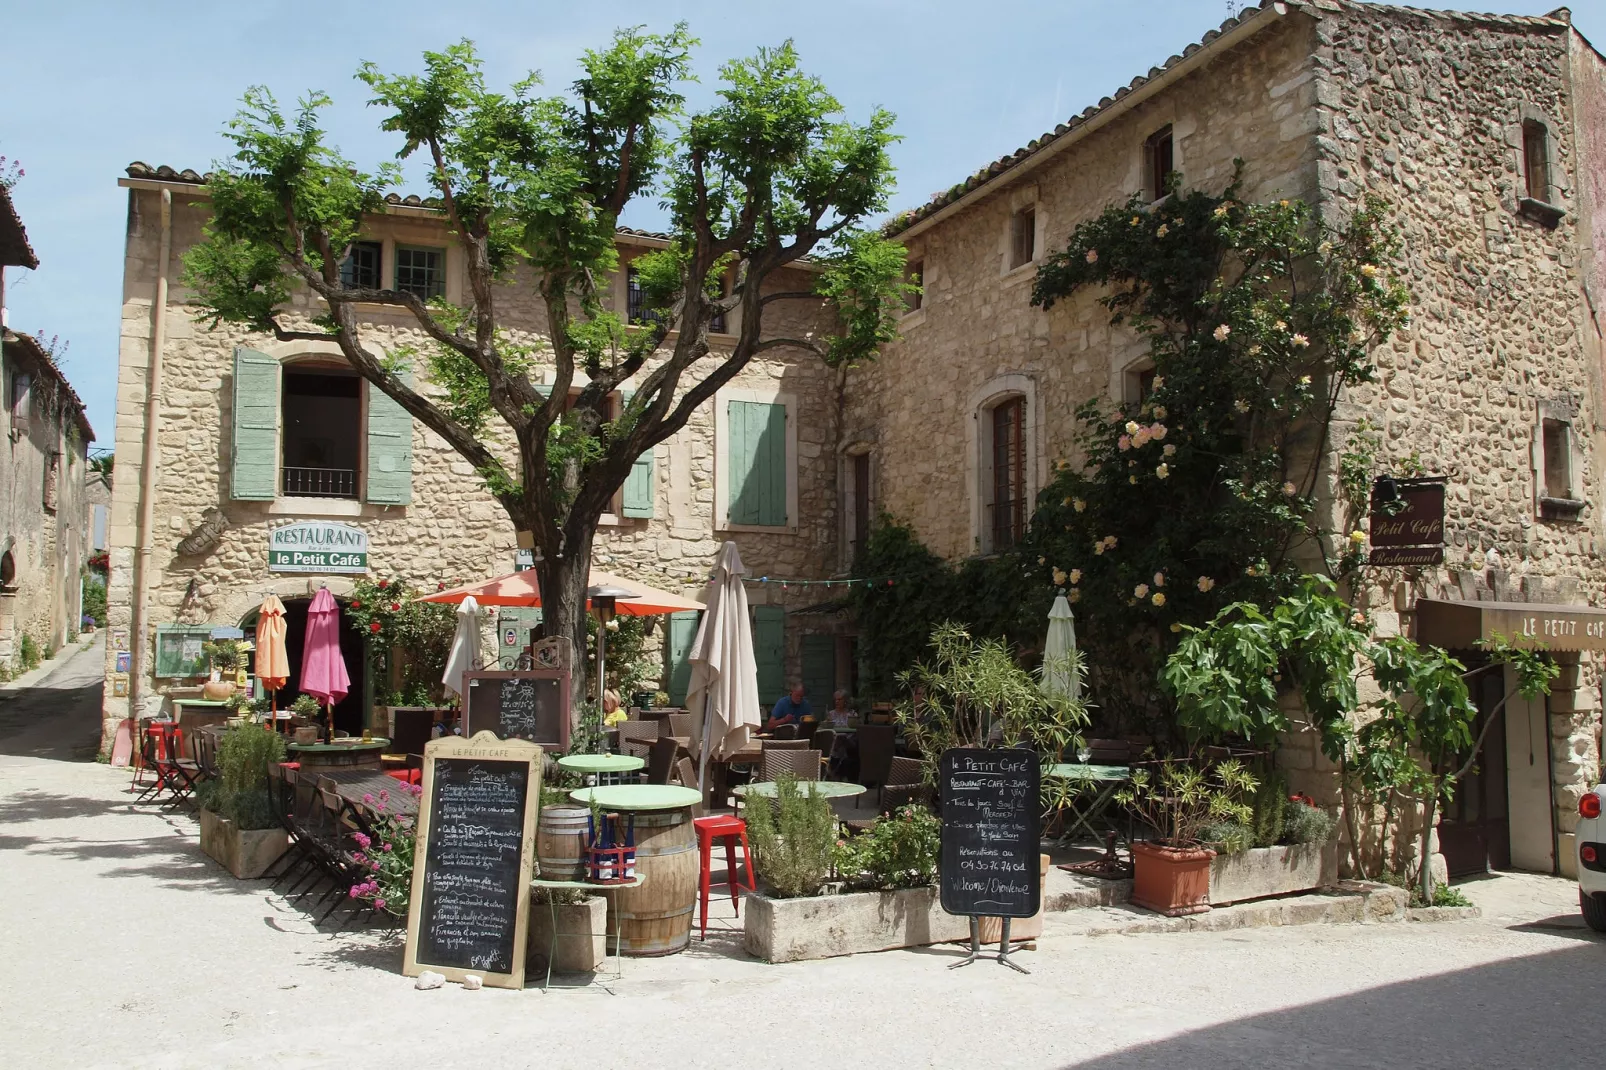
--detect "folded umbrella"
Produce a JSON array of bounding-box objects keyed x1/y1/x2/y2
[
  {"x1": 301, "y1": 586, "x2": 350, "y2": 739},
  {"x1": 688, "y1": 542, "x2": 761, "y2": 793},
  {"x1": 442, "y1": 595, "x2": 481, "y2": 699}
]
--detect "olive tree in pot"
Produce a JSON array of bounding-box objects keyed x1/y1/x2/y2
[
  {"x1": 1117, "y1": 757, "x2": 1256, "y2": 916},
  {"x1": 197, "y1": 724, "x2": 289, "y2": 878}
]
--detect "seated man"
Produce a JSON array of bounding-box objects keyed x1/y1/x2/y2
[{"x1": 763, "y1": 682, "x2": 811, "y2": 732}]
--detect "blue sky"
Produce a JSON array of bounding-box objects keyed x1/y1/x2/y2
[{"x1": 4, "y1": 0, "x2": 1601, "y2": 449}]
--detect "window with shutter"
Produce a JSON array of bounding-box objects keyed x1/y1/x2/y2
[
  {"x1": 618, "y1": 388, "x2": 654, "y2": 518},
  {"x1": 365, "y1": 372, "x2": 414, "y2": 505},
  {"x1": 728, "y1": 400, "x2": 787, "y2": 526},
  {"x1": 231, "y1": 347, "x2": 280, "y2": 500},
  {"x1": 666, "y1": 610, "x2": 701, "y2": 705},
  {"x1": 800, "y1": 634, "x2": 835, "y2": 708},
  {"x1": 752, "y1": 605, "x2": 786, "y2": 703}
]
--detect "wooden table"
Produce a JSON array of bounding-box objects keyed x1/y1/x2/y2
[
  {"x1": 732, "y1": 780, "x2": 866, "y2": 800},
  {"x1": 288, "y1": 738, "x2": 391, "y2": 772},
  {"x1": 567, "y1": 784, "x2": 700, "y2": 956},
  {"x1": 326, "y1": 771, "x2": 419, "y2": 818},
  {"x1": 569, "y1": 785, "x2": 702, "y2": 810}
]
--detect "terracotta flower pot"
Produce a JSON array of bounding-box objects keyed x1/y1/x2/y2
[
  {"x1": 1130, "y1": 841, "x2": 1215, "y2": 917},
  {"x1": 202, "y1": 677, "x2": 237, "y2": 701}
]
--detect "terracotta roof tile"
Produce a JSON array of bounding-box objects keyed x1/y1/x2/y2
[
  {"x1": 2, "y1": 330, "x2": 94, "y2": 440},
  {"x1": 0, "y1": 186, "x2": 38, "y2": 270}
]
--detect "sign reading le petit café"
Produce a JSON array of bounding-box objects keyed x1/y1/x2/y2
[{"x1": 268, "y1": 521, "x2": 368, "y2": 575}]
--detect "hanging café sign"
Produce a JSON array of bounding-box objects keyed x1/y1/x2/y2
[
  {"x1": 1368, "y1": 476, "x2": 1446, "y2": 566},
  {"x1": 268, "y1": 521, "x2": 369, "y2": 574}
]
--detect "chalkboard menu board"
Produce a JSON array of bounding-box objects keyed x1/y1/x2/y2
[
  {"x1": 940, "y1": 748, "x2": 1041, "y2": 919},
  {"x1": 404, "y1": 731, "x2": 543, "y2": 989},
  {"x1": 463, "y1": 671, "x2": 570, "y2": 749}
]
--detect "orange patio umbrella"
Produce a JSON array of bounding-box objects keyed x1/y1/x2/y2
[
  {"x1": 255, "y1": 594, "x2": 290, "y2": 723},
  {"x1": 419, "y1": 567, "x2": 704, "y2": 615}
]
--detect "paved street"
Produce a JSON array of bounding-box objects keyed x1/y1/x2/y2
[{"x1": 0, "y1": 639, "x2": 1599, "y2": 1069}]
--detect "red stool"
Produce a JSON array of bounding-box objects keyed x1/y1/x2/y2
[{"x1": 694, "y1": 815, "x2": 755, "y2": 940}]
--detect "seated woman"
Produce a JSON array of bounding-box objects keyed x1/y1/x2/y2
[
  {"x1": 601, "y1": 688, "x2": 628, "y2": 728},
  {"x1": 826, "y1": 689, "x2": 857, "y2": 728}
]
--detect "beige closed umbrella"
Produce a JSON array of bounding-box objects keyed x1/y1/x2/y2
[
  {"x1": 1042, "y1": 593, "x2": 1081, "y2": 704},
  {"x1": 441, "y1": 595, "x2": 481, "y2": 700},
  {"x1": 689, "y1": 542, "x2": 762, "y2": 795}
]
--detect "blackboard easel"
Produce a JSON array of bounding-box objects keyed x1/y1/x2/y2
[{"x1": 939, "y1": 747, "x2": 1041, "y2": 973}]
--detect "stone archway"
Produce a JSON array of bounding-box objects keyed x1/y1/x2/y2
[{"x1": 229, "y1": 577, "x2": 365, "y2": 734}]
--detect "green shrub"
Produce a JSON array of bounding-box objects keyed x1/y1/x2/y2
[
  {"x1": 745, "y1": 773, "x2": 837, "y2": 898},
  {"x1": 836, "y1": 805, "x2": 941, "y2": 889},
  {"x1": 1249, "y1": 772, "x2": 1288, "y2": 848},
  {"x1": 1432, "y1": 883, "x2": 1472, "y2": 907},
  {"x1": 82, "y1": 578, "x2": 107, "y2": 628},
  {"x1": 19, "y1": 633, "x2": 41, "y2": 671},
  {"x1": 1281, "y1": 801, "x2": 1337, "y2": 845},
  {"x1": 1199, "y1": 820, "x2": 1253, "y2": 855},
  {"x1": 202, "y1": 724, "x2": 286, "y2": 831}
]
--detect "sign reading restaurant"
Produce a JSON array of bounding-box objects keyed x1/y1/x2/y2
[{"x1": 268, "y1": 521, "x2": 369, "y2": 574}]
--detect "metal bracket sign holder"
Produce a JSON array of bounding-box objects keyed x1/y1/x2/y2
[{"x1": 949, "y1": 916, "x2": 1029, "y2": 974}]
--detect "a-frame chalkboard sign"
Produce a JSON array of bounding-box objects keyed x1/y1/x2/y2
[{"x1": 403, "y1": 731, "x2": 543, "y2": 989}]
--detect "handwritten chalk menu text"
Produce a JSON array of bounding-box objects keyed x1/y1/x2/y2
[
  {"x1": 404, "y1": 732, "x2": 543, "y2": 990},
  {"x1": 463, "y1": 671, "x2": 570, "y2": 749},
  {"x1": 940, "y1": 748, "x2": 1041, "y2": 919}
]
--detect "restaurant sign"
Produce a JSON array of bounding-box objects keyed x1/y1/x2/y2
[
  {"x1": 268, "y1": 521, "x2": 368, "y2": 574},
  {"x1": 1369, "y1": 478, "x2": 1445, "y2": 566}
]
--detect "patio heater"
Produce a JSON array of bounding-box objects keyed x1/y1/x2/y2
[{"x1": 587, "y1": 585, "x2": 639, "y2": 729}]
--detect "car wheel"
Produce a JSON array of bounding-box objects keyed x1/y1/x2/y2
[{"x1": 1581, "y1": 889, "x2": 1606, "y2": 933}]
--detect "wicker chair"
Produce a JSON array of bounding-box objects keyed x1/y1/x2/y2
[
  {"x1": 647, "y1": 737, "x2": 680, "y2": 785},
  {"x1": 761, "y1": 739, "x2": 809, "y2": 752},
  {"x1": 761, "y1": 748, "x2": 822, "y2": 783},
  {"x1": 879, "y1": 755, "x2": 927, "y2": 810},
  {"x1": 1086, "y1": 738, "x2": 1132, "y2": 766},
  {"x1": 856, "y1": 724, "x2": 896, "y2": 788},
  {"x1": 667, "y1": 713, "x2": 695, "y2": 738},
  {"x1": 769, "y1": 723, "x2": 798, "y2": 740}
]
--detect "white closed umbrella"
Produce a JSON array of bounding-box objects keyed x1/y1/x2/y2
[
  {"x1": 689, "y1": 542, "x2": 762, "y2": 794},
  {"x1": 1042, "y1": 594, "x2": 1081, "y2": 704},
  {"x1": 442, "y1": 595, "x2": 482, "y2": 699}
]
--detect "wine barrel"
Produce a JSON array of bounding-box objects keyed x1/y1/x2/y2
[
  {"x1": 606, "y1": 807, "x2": 698, "y2": 956},
  {"x1": 536, "y1": 806, "x2": 590, "y2": 882}
]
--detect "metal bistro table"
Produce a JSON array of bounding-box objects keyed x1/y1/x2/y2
[
  {"x1": 529, "y1": 875, "x2": 644, "y2": 989},
  {"x1": 557, "y1": 753, "x2": 645, "y2": 786},
  {"x1": 1045, "y1": 763, "x2": 1132, "y2": 845},
  {"x1": 731, "y1": 780, "x2": 867, "y2": 801}
]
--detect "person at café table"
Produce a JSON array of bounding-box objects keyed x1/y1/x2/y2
[
  {"x1": 763, "y1": 682, "x2": 811, "y2": 731},
  {"x1": 827, "y1": 689, "x2": 857, "y2": 727}
]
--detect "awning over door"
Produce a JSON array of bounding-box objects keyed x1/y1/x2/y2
[{"x1": 1414, "y1": 598, "x2": 1606, "y2": 652}]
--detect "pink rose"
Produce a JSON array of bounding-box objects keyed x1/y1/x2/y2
[{"x1": 374, "y1": 898, "x2": 387, "y2": 911}]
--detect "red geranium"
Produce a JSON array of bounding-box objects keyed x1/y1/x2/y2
[
  {"x1": 389, "y1": 603, "x2": 400, "y2": 612},
  {"x1": 369, "y1": 621, "x2": 382, "y2": 634},
  {"x1": 378, "y1": 580, "x2": 389, "y2": 589},
  {"x1": 351, "y1": 600, "x2": 362, "y2": 609}
]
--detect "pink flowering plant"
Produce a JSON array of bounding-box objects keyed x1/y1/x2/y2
[{"x1": 347, "y1": 782, "x2": 421, "y2": 917}]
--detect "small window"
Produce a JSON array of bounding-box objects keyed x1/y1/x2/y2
[
  {"x1": 904, "y1": 259, "x2": 924, "y2": 313},
  {"x1": 849, "y1": 451, "x2": 872, "y2": 563},
  {"x1": 43, "y1": 451, "x2": 59, "y2": 512},
  {"x1": 627, "y1": 266, "x2": 664, "y2": 326},
  {"x1": 0, "y1": 549, "x2": 13, "y2": 589},
  {"x1": 1543, "y1": 418, "x2": 1571, "y2": 499},
  {"x1": 10, "y1": 372, "x2": 30, "y2": 420},
  {"x1": 340, "y1": 240, "x2": 382, "y2": 289},
  {"x1": 1145, "y1": 125, "x2": 1175, "y2": 202},
  {"x1": 989, "y1": 397, "x2": 1027, "y2": 550},
  {"x1": 282, "y1": 367, "x2": 362, "y2": 499},
  {"x1": 395, "y1": 245, "x2": 445, "y2": 300},
  {"x1": 1009, "y1": 209, "x2": 1036, "y2": 270},
  {"x1": 1523, "y1": 120, "x2": 1551, "y2": 203}
]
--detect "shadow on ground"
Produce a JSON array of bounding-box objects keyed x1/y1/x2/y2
[
  {"x1": 0, "y1": 682, "x2": 104, "y2": 760},
  {"x1": 1058, "y1": 941, "x2": 1606, "y2": 1070}
]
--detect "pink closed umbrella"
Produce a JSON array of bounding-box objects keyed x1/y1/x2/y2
[{"x1": 301, "y1": 587, "x2": 351, "y2": 741}]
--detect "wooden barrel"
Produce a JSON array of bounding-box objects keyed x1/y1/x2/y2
[
  {"x1": 536, "y1": 806, "x2": 590, "y2": 881},
  {"x1": 606, "y1": 807, "x2": 698, "y2": 956}
]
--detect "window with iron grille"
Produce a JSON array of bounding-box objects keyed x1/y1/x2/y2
[
  {"x1": 627, "y1": 266, "x2": 664, "y2": 326},
  {"x1": 990, "y1": 397, "x2": 1026, "y2": 550},
  {"x1": 395, "y1": 245, "x2": 445, "y2": 300},
  {"x1": 281, "y1": 368, "x2": 361, "y2": 499},
  {"x1": 340, "y1": 240, "x2": 382, "y2": 290}
]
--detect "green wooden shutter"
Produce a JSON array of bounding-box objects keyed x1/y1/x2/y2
[
  {"x1": 619, "y1": 389, "x2": 655, "y2": 518},
  {"x1": 366, "y1": 370, "x2": 414, "y2": 505},
  {"x1": 801, "y1": 634, "x2": 836, "y2": 708},
  {"x1": 728, "y1": 400, "x2": 787, "y2": 526},
  {"x1": 666, "y1": 610, "x2": 700, "y2": 705},
  {"x1": 231, "y1": 347, "x2": 279, "y2": 500},
  {"x1": 752, "y1": 605, "x2": 787, "y2": 703}
]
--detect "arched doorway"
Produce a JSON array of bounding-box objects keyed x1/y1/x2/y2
[{"x1": 240, "y1": 596, "x2": 367, "y2": 735}]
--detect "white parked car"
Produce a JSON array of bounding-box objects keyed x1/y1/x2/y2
[{"x1": 1577, "y1": 785, "x2": 1606, "y2": 932}]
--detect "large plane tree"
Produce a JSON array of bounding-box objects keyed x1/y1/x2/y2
[{"x1": 185, "y1": 28, "x2": 907, "y2": 715}]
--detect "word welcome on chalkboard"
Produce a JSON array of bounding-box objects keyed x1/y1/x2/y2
[
  {"x1": 939, "y1": 747, "x2": 1041, "y2": 920},
  {"x1": 404, "y1": 731, "x2": 543, "y2": 990},
  {"x1": 463, "y1": 671, "x2": 570, "y2": 749}
]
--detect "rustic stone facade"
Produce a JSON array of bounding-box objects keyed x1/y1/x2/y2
[
  {"x1": 855, "y1": 1, "x2": 1606, "y2": 877},
  {"x1": 103, "y1": 179, "x2": 845, "y2": 746}
]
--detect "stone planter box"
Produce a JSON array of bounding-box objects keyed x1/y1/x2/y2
[
  {"x1": 199, "y1": 809, "x2": 289, "y2": 879},
  {"x1": 527, "y1": 895, "x2": 607, "y2": 974},
  {"x1": 1209, "y1": 842, "x2": 1338, "y2": 906},
  {"x1": 743, "y1": 886, "x2": 971, "y2": 963}
]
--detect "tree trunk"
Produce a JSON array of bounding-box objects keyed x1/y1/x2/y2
[
  {"x1": 535, "y1": 540, "x2": 594, "y2": 734},
  {"x1": 1418, "y1": 784, "x2": 1440, "y2": 906}
]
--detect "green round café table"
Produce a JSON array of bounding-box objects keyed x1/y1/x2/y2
[
  {"x1": 557, "y1": 754, "x2": 646, "y2": 775},
  {"x1": 287, "y1": 738, "x2": 390, "y2": 772},
  {"x1": 568, "y1": 784, "x2": 703, "y2": 811},
  {"x1": 732, "y1": 780, "x2": 867, "y2": 800}
]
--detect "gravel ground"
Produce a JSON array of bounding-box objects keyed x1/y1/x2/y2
[{"x1": 1, "y1": 639, "x2": 1598, "y2": 1069}]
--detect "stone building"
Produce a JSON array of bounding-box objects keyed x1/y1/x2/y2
[
  {"x1": 850, "y1": 0, "x2": 1606, "y2": 879},
  {"x1": 1, "y1": 186, "x2": 94, "y2": 674},
  {"x1": 103, "y1": 167, "x2": 850, "y2": 745}
]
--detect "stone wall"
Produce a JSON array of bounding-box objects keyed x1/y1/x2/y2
[{"x1": 103, "y1": 185, "x2": 846, "y2": 744}]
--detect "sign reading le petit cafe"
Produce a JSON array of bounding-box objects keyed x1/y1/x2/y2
[{"x1": 268, "y1": 521, "x2": 369, "y2": 575}]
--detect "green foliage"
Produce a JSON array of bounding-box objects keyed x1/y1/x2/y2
[
  {"x1": 81, "y1": 576, "x2": 107, "y2": 629},
  {"x1": 18, "y1": 633, "x2": 41, "y2": 672},
  {"x1": 895, "y1": 623, "x2": 1088, "y2": 780},
  {"x1": 343, "y1": 577, "x2": 459, "y2": 707},
  {"x1": 1282, "y1": 800, "x2": 1337, "y2": 846},
  {"x1": 1250, "y1": 772, "x2": 1289, "y2": 849},
  {"x1": 290, "y1": 693, "x2": 323, "y2": 719},
  {"x1": 586, "y1": 614, "x2": 659, "y2": 700},
  {"x1": 202, "y1": 639, "x2": 244, "y2": 672},
  {"x1": 835, "y1": 805, "x2": 940, "y2": 890},
  {"x1": 1432, "y1": 883, "x2": 1472, "y2": 908},
  {"x1": 200, "y1": 724, "x2": 287, "y2": 831},
  {"x1": 346, "y1": 790, "x2": 420, "y2": 917},
  {"x1": 1116, "y1": 757, "x2": 1257, "y2": 849},
  {"x1": 1198, "y1": 820, "x2": 1253, "y2": 855},
  {"x1": 744, "y1": 773, "x2": 837, "y2": 898}
]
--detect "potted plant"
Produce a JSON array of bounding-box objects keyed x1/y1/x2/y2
[
  {"x1": 528, "y1": 885, "x2": 607, "y2": 974},
  {"x1": 289, "y1": 694, "x2": 323, "y2": 743},
  {"x1": 197, "y1": 723, "x2": 289, "y2": 878},
  {"x1": 1199, "y1": 779, "x2": 1339, "y2": 905},
  {"x1": 346, "y1": 783, "x2": 421, "y2": 917},
  {"x1": 201, "y1": 639, "x2": 243, "y2": 701},
  {"x1": 1116, "y1": 756, "x2": 1256, "y2": 916}
]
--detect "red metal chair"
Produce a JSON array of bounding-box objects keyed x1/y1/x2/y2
[{"x1": 676, "y1": 757, "x2": 756, "y2": 938}]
